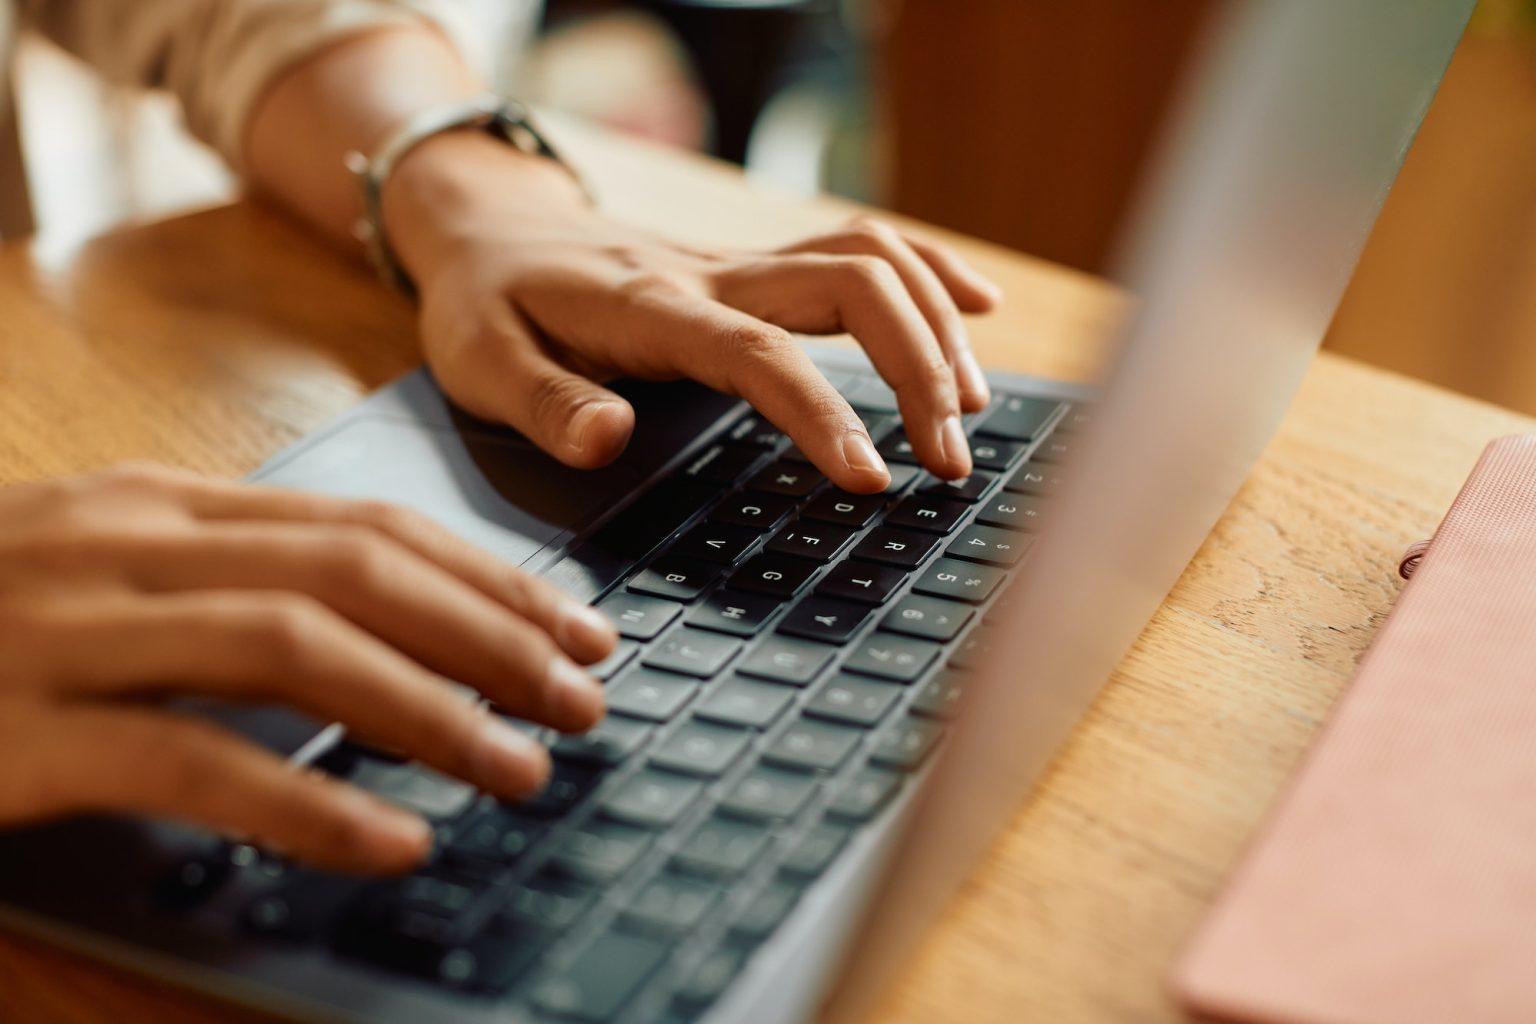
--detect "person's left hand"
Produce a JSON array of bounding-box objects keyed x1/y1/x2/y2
[{"x1": 381, "y1": 133, "x2": 1004, "y2": 495}]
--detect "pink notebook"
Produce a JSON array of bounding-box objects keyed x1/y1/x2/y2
[{"x1": 1175, "y1": 435, "x2": 1536, "y2": 1024}]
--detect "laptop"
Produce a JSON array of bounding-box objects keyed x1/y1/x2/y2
[{"x1": 0, "y1": 3, "x2": 1473, "y2": 1022}]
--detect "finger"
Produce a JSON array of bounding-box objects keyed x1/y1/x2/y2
[
  {"x1": 784, "y1": 219, "x2": 990, "y2": 411},
  {"x1": 900, "y1": 229, "x2": 1005, "y2": 314},
  {"x1": 171, "y1": 477, "x2": 617, "y2": 663},
  {"x1": 434, "y1": 298, "x2": 637, "y2": 471},
  {"x1": 714, "y1": 255, "x2": 972, "y2": 479},
  {"x1": 114, "y1": 522, "x2": 605, "y2": 727},
  {"x1": 26, "y1": 591, "x2": 563, "y2": 795},
  {"x1": 2, "y1": 701, "x2": 431, "y2": 875},
  {"x1": 586, "y1": 281, "x2": 894, "y2": 492}
]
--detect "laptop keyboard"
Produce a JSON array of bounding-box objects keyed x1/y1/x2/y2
[{"x1": 204, "y1": 375, "x2": 1084, "y2": 1023}]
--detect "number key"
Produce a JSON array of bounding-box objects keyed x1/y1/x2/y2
[{"x1": 948, "y1": 524, "x2": 1032, "y2": 567}]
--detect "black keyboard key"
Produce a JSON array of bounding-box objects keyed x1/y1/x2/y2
[
  {"x1": 842, "y1": 375, "x2": 900, "y2": 414},
  {"x1": 1055, "y1": 402, "x2": 1092, "y2": 433},
  {"x1": 685, "y1": 589, "x2": 782, "y2": 637},
  {"x1": 883, "y1": 494, "x2": 970, "y2": 535},
  {"x1": 548, "y1": 820, "x2": 653, "y2": 884},
  {"x1": 516, "y1": 759, "x2": 607, "y2": 818},
  {"x1": 879, "y1": 595, "x2": 974, "y2": 642},
  {"x1": 710, "y1": 491, "x2": 796, "y2": 532},
  {"x1": 816, "y1": 561, "x2": 908, "y2": 605},
  {"x1": 719, "y1": 767, "x2": 817, "y2": 821},
  {"x1": 842, "y1": 634, "x2": 941, "y2": 683},
  {"x1": 912, "y1": 669, "x2": 965, "y2": 719},
  {"x1": 650, "y1": 719, "x2": 752, "y2": 777},
  {"x1": 779, "y1": 822, "x2": 852, "y2": 879},
  {"x1": 1004, "y1": 463, "x2": 1065, "y2": 497},
  {"x1": 729, "y1": 553, "x2": 819, "y2": 598},
  {"x1": 764, "y1": 718, "x2": 863, "y2": 772},
  {"x1": 449, "y1": 912, "x2": 556, "y2": 993},
  {"x1": 590, "y1": 639, "x2": 639, "y2": 681},
  {"x1": 765, "y1": 520, "x2": 857, "y2": 563},
  {"x1": 880, "y1": 463, "x2": 922, "y2": 495},
  {"x1": 694, "y1": 676, "x2": 795, "y2": 729},
  {"x1": 678, "y1": 443, "x2": 762, "y2": 485},
  {"x1": 349, "y1": 761, "x2": 476, "y2": 821},
  {"x1": 968, "y1": 438, "x2": 1026, "y2": 471},
  {"x1": 876, "y1": 430, "x2": 920, "y2": 465},
  {"x1": 598, "y1": 592, "x2": 682, "y2": 641},
  {"x1": 620, "y1": 873, "x2": 721, "y2": 937},
  {"x1": 1031, "y1": 434, "x2": 1073, "y2": 463},
  {"x1": 746, "y1": 460, "x2": 825, "y2": 497},
  {"x1": 974, "y1": 394, "x2": 1062, "y2": 441},
  {"x1": 642, "y1": 627, "x2": 743, "y2": 678},
  {"x1": 601, "y1": 770, "x2": 705, "y2": 828},
  {"x1": 912, "y1": 558, "x2": 1005, "y2": 603},
  {"x1": 590, "y1": 480, "x2": 716, "y2": 560},
  {"x1": 949, "y1": 628, "x2": 996, "y2": 670},
  {"x1": 725, "y1": 413, "x2": 785, "y2": 448},
  {"x1": 776, "y1": 596, "x2": 872, "y2": 645},
  {"x1": 674, "y1": 947, "x2": 749, "y2": 1011},
  {"x1": 850, "y1": 527, "x2": 939, "y2": 569},
  {"x1": 442, "y1": 809, "x2": 546, "y2": 870},
  {"x1": 976, "y1": 493, "x2": 1045, "y2": 531},
  {"x1": 244, "y1": 871, "x2": 359, "y2": 940},
  {"x1": 736, "y1": 635, "x2": 834, "y2": 686},
  {"x1": 552, "y1": 715, "x2": 654, "y2": 767},
  {"x1": 530, "y1": 931, "x2": 670, "y2": 1022},
  {"x1": 335, "y1": 869, "x2": 494, "y2": 976},
  {"x1": 871, "y1": 717, "x2": 945, "y2": 771},
  {"x1": 628, "y1": 556, "x2": 723, "y2": 602},
  {"x1": 672, "y1": 816, "x2": 773, "y2": 878},
  {"x1": 729, "y1": 881, "x2": 800, "y2": 940},
  {"x1": 827, "y1": 768, "x2": 904, "y2": 821},
  {"x1": 606, "y1": 669, "x2": 699, "y2": 722},
  {"x1": 804, "y1": 674, "x2": 903, "y2": 727},
  {"x1": 948, "y1": 524, "x2": 1031, "y2": 567},
  {"x1": 671, "y1": 523, "x2": 761, "y2": 565},
  {"x1": 917, "y1": 470, "x2": 995, "y2": 504},
  {"x1": 803, "y1": 489, "x2": 885, "y2": 528},
  {"x1": 507, "y1": 871, "x2": 600, "y2": 929}
]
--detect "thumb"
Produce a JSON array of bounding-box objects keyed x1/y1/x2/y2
[{"x1": 433, "y1": 303, "x2": 636, "y2": 469}]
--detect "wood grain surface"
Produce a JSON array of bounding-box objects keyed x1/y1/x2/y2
[{"x1": 1, "y1": 118, "x2": 1531, "y2": 1023}]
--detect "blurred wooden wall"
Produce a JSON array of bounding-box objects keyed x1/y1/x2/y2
[
  {"x1": 876, "y1": 0, "x2": 1213, "y2": 274},
  {"x1": 877, "y1": 1, "x2": 1536, "y2": 418}
]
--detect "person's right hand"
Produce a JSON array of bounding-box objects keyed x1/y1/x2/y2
[{"x1": 0, "y1": 463, "x2": 617, "y2": 874}]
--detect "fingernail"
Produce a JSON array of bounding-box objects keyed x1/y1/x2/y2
[
  {"x1": 558, "y1": 602, "x2": 618, "y2": 656},
  {"x1": 958, "y1": 351, "x2": 991, "y2": 405},
  {"x1": 842, "y1": 431, "x2": 888, "y2": 477},
  {"x1": 476, "y1": 716, "x2": 550, "y2": 793},
  {"x1": 571, "y1": 401, "x2": 622, "y2": 456},
  {"x1": 548, "y1": 657, "x2": 606, "y2": 725},
  {"x1": 940, "y1": 415, "x2": 972, "y2": 476}
]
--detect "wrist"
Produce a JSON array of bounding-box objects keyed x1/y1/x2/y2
[{"x1": 380, "y1": 130, "x2": 588, "y2": 286}]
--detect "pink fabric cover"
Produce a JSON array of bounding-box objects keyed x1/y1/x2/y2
[{"x1": 1175, "y1": 435, "x2": 1536, "y2": 1024}]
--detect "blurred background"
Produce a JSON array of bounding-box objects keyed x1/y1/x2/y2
[{"x1": 12, "y1": 0, "x2": 1536, "y2": 415}]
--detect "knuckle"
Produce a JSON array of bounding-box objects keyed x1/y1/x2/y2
[
  {"x1": 324, "y1": 530, "x2": 393, "y2": 590},
  {"x1": 720, "y1": 321, "x2": 794, "y2": 364},
  {"x1": 615, "y1": 270, "x2": 688, "y2": 306},
  {"x1": 839, "y1": 255, "x2": 900, "y2": 297},
  {"x1": 247, "y1": 594, "x2": 330, "y2": 672},
  {"x1": 847, "y1": 217, "x2": 900, "y2": 249}
]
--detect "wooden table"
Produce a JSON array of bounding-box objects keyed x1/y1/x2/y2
[{"x1": 2, "y1": 120, "x2": 1532, "y2": 1024}]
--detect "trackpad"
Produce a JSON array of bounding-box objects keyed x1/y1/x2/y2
[{"x1": 254, "y1": 417, "x2": 641, "y2": 566}]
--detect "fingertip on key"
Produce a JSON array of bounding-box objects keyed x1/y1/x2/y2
[{"x1": 840, "y1": 431, "x2": 892, "y2": 493}]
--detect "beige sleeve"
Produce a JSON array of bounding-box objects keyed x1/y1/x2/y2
[{"x1": 17, "y1": 0, "x2": 541, "y2": 170}]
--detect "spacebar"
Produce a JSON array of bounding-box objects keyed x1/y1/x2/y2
[{"x1": 545, "y1": 480, "x2": 716, "y2": 602}]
